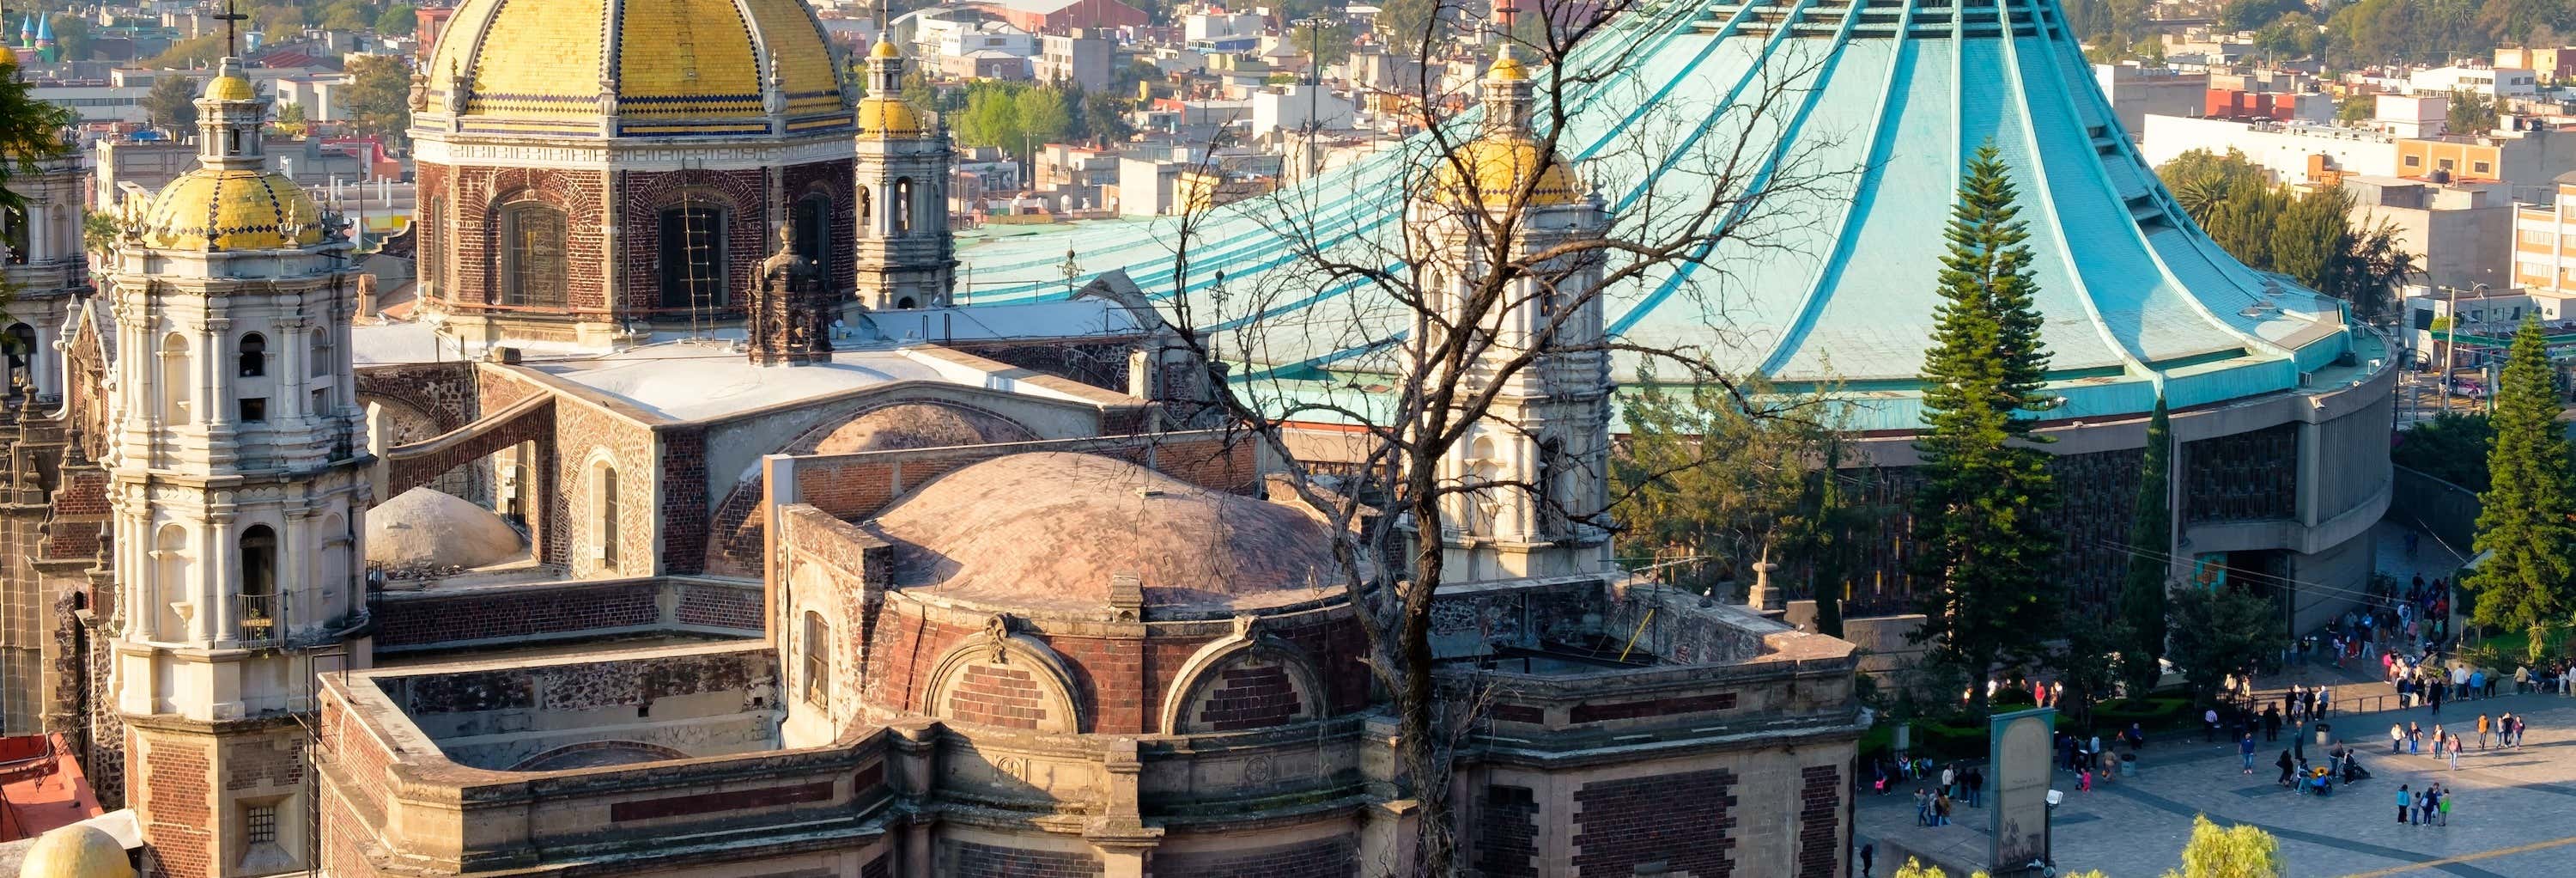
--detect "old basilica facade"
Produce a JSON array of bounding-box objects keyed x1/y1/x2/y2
[{"x1": 0, "y1": 2, "x2": 1864, "y2": 875}]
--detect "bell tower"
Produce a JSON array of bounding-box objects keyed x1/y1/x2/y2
[
  {"x1": 102, "y1": 58, "x2": 371, "y2": 878},
  {"x1": 1413, "y1": 50, "x2": 1615, "y2": 582},
  {"x1": 851, "y1": 26, "x2": 957, "y2": 311}
]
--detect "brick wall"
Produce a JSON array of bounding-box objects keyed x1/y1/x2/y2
[
  {"x1": 617, "y1": 167, "x2": 769, "y2": 317},
  {"x1": 658, "y1": 426, "x2": 708, "y2": 574},
  {"x1": 1797, "y1": 764, "x2": 1843, "y2": 877},
  {"x1": 782, "y1": 160, "x2": 857, "y2": 296},
  {"x1": 1152, "y1": 837, "x2": 1358, "y2": 877},
  {"x1": 1193, "y1": 662, "x2": 1303, "y2": 732},
  {"x1": 354, "y1": 361, "x2": 480, "y2": 433},
  {"x1": 138, "y1": 734, "x2": 212, "y2": 878},
  {"x1": 855, "y1": 600, "x2": 1367, "y2": 735},
  {"x1": 38, "y1": 466, "x2": 106, "y2": 561},
  {"x1": 222, "y1": 736, "x2": 304, "y2": 790},
  {"x1": 553, "y1": 400, "x2": 658, "y2": 575},
  {"x1": 675, "y1": 582, "x2": 763, "y2": 628},
  {"x1": 944, "y1": 663, "x2": 1050, "y2": 729},
  {"x1": 434, "y1": 164, "x2": 611, "y2": 316},
  {"x1": 1473, "y1": 785, "x2": 1540, "y2": 878},
  {"x1": 1571, "y1": 769, "x2": 1737, "y2": 878},
  {"x1": 372, "y1": 582, "x2": 659, "y2": 648},
  {"x1": 951, "y1": 841, "x2": 1102, "y2": 878}
]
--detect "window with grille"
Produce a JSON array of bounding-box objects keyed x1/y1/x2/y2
[
  {"x1": 502, "y1": 204, "x2": 568, "y2": 307},
  {"x1": 245, "y1": 803, "x2": 277, "y2": 844}
]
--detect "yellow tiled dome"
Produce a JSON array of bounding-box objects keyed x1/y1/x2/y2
[
  {"x1": 871, "y1": 39, "x2": 902, "y2": 59},
  {"x1": 1431, "y1": 137, "x2": 1583, "y2": 207},
  {"x1": 203, "y1": 75, "x2": 254, "y2": 101},
  {"x1": 423, "y1": 0, "x2": 848, "y2": 137},
  {"x1": 855, "y1": 96, "x2": 927, "y2": 138},
  {"x1": 20, "y1": 825, "x2": 135, "y2": 878},
  {"x1": 139, "y1": 169, "x2": 325, "y2": 251}
]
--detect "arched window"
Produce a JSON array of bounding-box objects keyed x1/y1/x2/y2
[
  {"x1": 801, "y1": 611, "x2": 829, "y2": 705},
  {"x1": 856, "y1": 186, "x2": 872, "y2": 228},
  {"x1": 158, "y1": 333, "x2": 190, "y2": 424},
  {"x1": 308, "y1": 329, "x2": 328, "y2": 377},
  {"x1": 657, "y1": 206, "x2": 726, "y2": 310},
  {"x1": 595, "y1": 461, "x2": 620, "y2": 569},
  {"x1": 240, "y1": 525, "x2": 277, "y2": 639},
  {"x1": 793, "y1": 193, "x2": 831, "y2": 265},
  {"x1": 501, "y1": 204, "x2": 568, "y2": 307},
  {"x1": 5, "y1": 323, "x2": 34, "y2": 392},
  {"x1": 2, "y1": 206, "x2": 26, "y2": 265},
  {"x1": 237, "y1": 332, "x2": 266, "y2": 377},
  {"x1": 891, "y1": 178, "x2": 913, "y2": 235}
]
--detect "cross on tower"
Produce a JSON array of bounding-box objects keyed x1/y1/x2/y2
[{"x1": 214, "y1": 0, "x2": 246, "y2": 58}]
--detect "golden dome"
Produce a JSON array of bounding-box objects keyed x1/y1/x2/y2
[
  {"x1": 1486, "y1": 51, "x2": 1527, "y2": 82},
  {"x1": 203, "y1": 75, "x2": 254, "y2": 101},
  {"x1": 871, "y1": 39, "x2": 902, "y2": 58},
  {"x1": 139, "y1": 169, "x2": 325, "y2": 251},
  {"x1": 1431, "y1": 136, "x2": 1583, "y2": 206},
  {"x1": 422, "y1": 0, "x2": 848, "y2": 137},
  {"x1": 20, "y1": 825, "x2": 136, "y2": 878},
  {"x1": 855, "y1": 96, "x2": 927, "y2": 138}
]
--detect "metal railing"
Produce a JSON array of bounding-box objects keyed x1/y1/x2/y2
[{"x1": 238, "y1": 593, "x2": 280, "y2": 644}]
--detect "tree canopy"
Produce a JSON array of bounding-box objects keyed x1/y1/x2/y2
[
  {"x1": 2166, "y1": 584, "x2": 2287, "y2": 702},
  {"x1": 2392, "y1": 412, "x2": 2494, "y2": 490},
  {"x1": 2465, "y1": 318, "x2": 2576, "y2": 662},
  {"x1": 341, "y1": 55, "x2": 413, "y2": 144},
  {"x1": 2158, "y1": 149, "x2": 2415, "y2": 321},
  {"x1": 1910, "y1": 143, "x2": 2063, "y2": 716},
  {"x1": 2118, "y1": 396, "x2": 2174, "y2": 695},
  {"x1": 145, "y1": 74, "x2": 201, "y2": 136},
  {"x1": 2167, "y1": 815, "x2": 2289, "y2": 878}
]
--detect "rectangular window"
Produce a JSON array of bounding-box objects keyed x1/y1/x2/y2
[
  {"x1": 238, "y1": 398, "x2": 266, "y2": 422},
  {"x1": 2404, "y1": 155, "x2": 2421, "y2": 168},
  {"x1": 246, "y1": 804, "x2": 277, "y2": 844},
  {"x1": 2474, "y1": 161, "x2": 2492, "y2": 174},
  {"x1": 657, "y1": 208, "x2": 726, "y2": 310},
  {"x1": 501, "y1": 206, "x2": 568, "y2": 307}
]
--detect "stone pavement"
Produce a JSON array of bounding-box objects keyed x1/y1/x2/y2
[{"x1": 1857, "y1": 692, "x2": 2576, "y2": 877}]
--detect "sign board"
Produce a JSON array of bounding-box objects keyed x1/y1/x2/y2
[{"x1": 1989, "y1": 707, "x2": 2057, "y2": 872}]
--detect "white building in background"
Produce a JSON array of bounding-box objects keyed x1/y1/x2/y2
[
  {"x1": 2342, "y1": 174, "x2": 2512, "y2": 292},
  {"x1": 1249, "y1": 84, "x2": 1355, "y2": 138},
  {"x1": 2377, "y1": 94, "x2": 2450, "y2": 138},
  {"x1": 2140, "y1": 114, "x2": 2399, "y2": 183},
  {"x1": 2094, "y1": 62, "x2": 2208, "y2": 137},
  {"x1": 2513, "y1": 172, "x2": 2576, "y2": 298},
  {"x1": 1182, "y1": 11, "x2": 1264, "y2": 49},
  {"x1": 2410, "y1": 66, "x2": 2540, "y2": 100},
  {"x1": 917, "y1": 14, "x2": 1034, "y2": 61}
]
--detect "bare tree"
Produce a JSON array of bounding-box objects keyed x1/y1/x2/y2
[{"x1": 1143, "y1": 2, "x2": 1862, "y2": 872}]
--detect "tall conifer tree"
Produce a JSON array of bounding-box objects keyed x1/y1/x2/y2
[
  {"x1": 2118, "y1": 395, "x2": 2173, "y2": 694},
  {"x1": 1911, "y1": 143, "x2": 2063, "y2": 715},
  {"x1": 2467, "y1": 317, "x2": 2576, "y2": 662}
]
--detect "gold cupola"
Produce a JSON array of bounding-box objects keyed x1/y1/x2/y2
[
  {"x1": 136, "y1": 58, "x2": 324, "y2": 251},
  {"x1": 1431, "y1": 47, "x2": 1583, "y2": 207}
]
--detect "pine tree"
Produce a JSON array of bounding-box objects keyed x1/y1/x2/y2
[
  {"x1": 2466, "y1": 317, "x2": 2576, "y2": 662},
  {"x1": 1910, "y1": 142, "x2": 2063, "y2": 716},
  {"x1": 2118, "y1": 395, "x2": 2173, "y2": 695}
]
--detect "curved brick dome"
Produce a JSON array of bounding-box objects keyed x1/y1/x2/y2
[{"x1": 863, "y1": 452, "x2": 1346, "y2": 615}]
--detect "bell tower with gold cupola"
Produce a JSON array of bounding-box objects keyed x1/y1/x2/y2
[
  {"x1": 852, "y1": 34, "x2": 956, "y2": 310},
  {"x1": 101, "y1": 57, "x2": 372, "y2": 878},
  {"x1": 1412, "y1": 48, "x2": 1615, "y2": 582}
]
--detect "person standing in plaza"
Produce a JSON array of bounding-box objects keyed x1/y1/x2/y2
[
  {"x1": 2240, "y1": 733, "x2": 2257, "y2": 774},
  {"x1": 2264, "y1": 704, "x2": 2281, "y2": 741},
  {"x1": 2277, "y1": 749, "x2": 2296, "y2": 787},
  {"x1": 1941, "y1": 764, "x2": 1955, "y2": 800},
  {"x1": 2478, "y1": 713, "x2": 2490, "y2": 750},
  {"x1": 2398, "y1": 784, "x2": 2412, "y2": 824},
  {"x1": 1860, "y1": 843, "x2": 1874, "y2": 878},
  {"x1": 2448, "y1": 735, "x2": 2462, "y2": 771},
  {"x1": 1965, "y1": 766, "x2": 1984, "y2": 807},
  {"x1": 2391, "y1": 723, "x2": 2405, "y2": 753}
]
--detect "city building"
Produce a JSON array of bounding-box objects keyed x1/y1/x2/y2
[
  {"x1": 2409, "y1": 65, "x2": 2540, "y2": 101},
  {"x1": 2495, "y1": 46, "x2": 2576, "y2": 86},
  {"x1": 2093, "y1": 61, "x2": 2208, "y2": 137},
  {"x1": 2141, "y1": 115, "x2": 2399, "y2": 184},
  {"x1": 2512, "y1": 170, "x2": 2576, "y2": 296},
  {"x1": 1035, "y1": 30, "x2": 1113, "y2": 90},
  {"x1": 2340, "y1": 174, "x2": 2513, "y2": 291},
  {"x1": 962, "y1": 0, "x2": 1146, "y2": 35}
]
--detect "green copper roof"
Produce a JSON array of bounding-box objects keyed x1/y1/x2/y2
[{"x1": 951, "y1": 0, "x2": 2358, "y2": 430}]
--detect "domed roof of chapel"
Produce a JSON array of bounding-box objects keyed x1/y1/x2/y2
[
  {"x1": 862, "y1": 452, "x2": 1347, "y2": 616},
  {"x1": 139, "y1": 169, "x2": 325, "y2": 251},
  {"x1": 422, "y1": 0, "x2": 848, "y2": 137},
  {"x1": 19, "y1": 826, "x2": 135, "y2": 878}
]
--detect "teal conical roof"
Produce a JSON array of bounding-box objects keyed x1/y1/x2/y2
[{"x1": 951, "y1": 0, "x2": 2359, "y2": 430}]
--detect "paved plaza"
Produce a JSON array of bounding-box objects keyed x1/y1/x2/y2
[{"x1": 1858, "y1": 692, "x2": 2576, "y2": 876}]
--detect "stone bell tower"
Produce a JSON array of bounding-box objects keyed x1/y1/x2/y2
[
  {"x1": 101, "y1": 58, "x2": 371, "y2": 878},
  {"x1": 851, "y1": 33, "x2": 957, "y2": 311},
  {"x1": 1413, "y1": 49, "x2": 1615, "y2": 582}
]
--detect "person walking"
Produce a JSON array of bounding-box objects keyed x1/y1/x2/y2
[
  {"x1": 1860, "y1": 843, "x2": 1874, "y2": 878},
  {"x1": 2277, "y1": 749, "x2": 2297, "y2": 787},
  {"x1": 1915, "y1": 788, "x2": 1931, "y2": 826},
  {"x1": 2448, "y1": 735, "x2": 2462, "y2": 771},
  {"x1": 2205, "y1": 707, "x2": 2221, "y2": 742},
  {"x1": 1935, "y1": 790, "x2": 1953, "y2": 826},
  {"x1": 2240, "y1": 733, "x2": 2257, "y2": 774},
  {"x1": 2439, "y1": 788, "x2": 2452, "y2": 826},
  {"x1": 1965, "y1": 766, "x2": 1984, "y2": 807},
  {"x1": 2391, "y1": 723, "x2": 2405, "y2": 753},
  {"x1": 2478, "y1": 713, "x2": 2490, "y2": 750},
  {"x1": 2398, "y1": 784, "x2": 2413, "y2": 824},
  {"x1": 2265, "y1": 705, "x2": 2282, "y2": 741},
  {"x1": 1941, "y1": 764, "x2": 1955, "y2": 800},
  {"x1": 2409, "y1": 722, "x2": 2422, "y2": 754}
]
